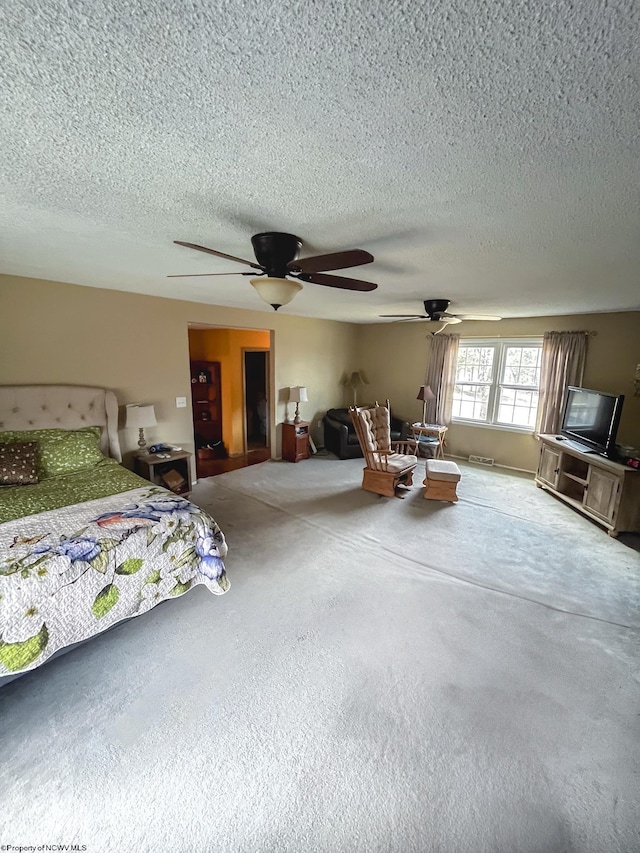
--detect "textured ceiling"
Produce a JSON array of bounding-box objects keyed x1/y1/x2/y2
[{"x1": 1, "y1": 0, "x2": 639, "y2": 323}]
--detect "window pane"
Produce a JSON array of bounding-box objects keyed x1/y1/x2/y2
[
  {"x1": 515, "y1": 389, "x2": 534, "y2": 406},
  {"x1": 519, "y1": 368, "x2": 538, "y2": 386},
  {"x1": 501, "y1": 347, "x2": 541, "y2": 387},
  {"x1": 504, "y1": 365, "x2": 520, "y2": 384},
  {"x1": 521, "y1": 348, "x2": 541, "y2": 367},
  {"x1": 497, "y1": 388, "x2": 539, "y2": 427},
  {"x1": 452, "y1": 383, "x2": 490, "y2": 421},
  {"x1": 455, "y1": 346, "x2": 495, "y2": 383}
]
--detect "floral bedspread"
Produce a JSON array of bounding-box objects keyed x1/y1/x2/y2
[{"x1": 0, "y1": 485, "x2": 228, "y2": 676}]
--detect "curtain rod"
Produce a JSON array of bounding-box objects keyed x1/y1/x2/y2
[{"x1": 457, "y1": 331, "x2": 597, "y2": 338}]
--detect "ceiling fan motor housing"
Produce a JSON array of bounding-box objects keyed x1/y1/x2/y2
[
  {"x1": 423, "y1": 298, "x2": 450, "y2": 320},
  {"x1": 251, "y1": 232, "x2": 302, "y2": 278}
]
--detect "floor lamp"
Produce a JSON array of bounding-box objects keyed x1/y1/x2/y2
[{"x1": 348, "y1": 370, "x2": 368, "y2": 405}]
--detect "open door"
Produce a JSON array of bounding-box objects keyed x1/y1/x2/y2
[{"x1": 243, "y1": 349, "x2": 270, "y2": 453}]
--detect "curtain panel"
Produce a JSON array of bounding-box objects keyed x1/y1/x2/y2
[
  {"x1": 535, "y1": 331, "x2": 588, "y2": 435},
  {"x1": 424, "y1": 334, "x2": 460, "y2": 425}
]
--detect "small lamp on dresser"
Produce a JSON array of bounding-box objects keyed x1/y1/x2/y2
[{"x1": 125, "y1": 404, "x2": 157, "y2": 454}]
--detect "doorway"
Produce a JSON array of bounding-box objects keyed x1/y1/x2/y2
[
  {"x1": 187, "y1": 326, "x2": 272, "y2": 478},
  {"x1": 243, "y1": 349, "x2": 270, "y2": 453}
]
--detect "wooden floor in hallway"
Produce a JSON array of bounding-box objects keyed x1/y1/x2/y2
[{"x1": 196, "y1": 446, "x2": 271, "y2": 478}]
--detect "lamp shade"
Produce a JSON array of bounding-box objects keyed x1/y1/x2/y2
[
  {"x1": 250, "y1": 277, "x2": 303, "y2": 311},
  {"x1": 288, "y1": 386, "x2": 308, "y2": 403},
  {"x1": 416, "y1": 385, "x2": 436, "y2": 402},
  {"x1": 349, "y1": 370, "x2": 369, "y2": 387},
  {"x1": 125, "y1": 404, "x2": 157, "y2": 429}
]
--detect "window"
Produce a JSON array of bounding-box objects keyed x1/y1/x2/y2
[{"x1": 452, "y1": 339, "x2": 543, "y2": 430}]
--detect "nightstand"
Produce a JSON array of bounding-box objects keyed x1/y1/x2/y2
[
  {"x1": 282, "y1": 421, "x2": 310, "y2": 463},
  {"x1": 134, "y1": 450, "x2": 193, "y2": 495}
]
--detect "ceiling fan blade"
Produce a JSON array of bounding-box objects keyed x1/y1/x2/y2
[
  {"x1": 167, "y1": 271, "x2": 255, "y2": 278},
  {"x1": 174, "y1": 241, "x2": 262, "y2": 270},
  {"x1": 379, "y1": 314, "x2": 427, "y2": 319},
  {"x1": 455, "y1": 314, "x2": 503, "y2": 321},
  {"x1": 296, "y1": 272, "x2": 377, "y2": 292},
  {"x1": 290, "y1": 249, "x2": 374, "y2": 274}
]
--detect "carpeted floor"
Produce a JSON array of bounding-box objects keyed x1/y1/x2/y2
[{"x1": 1, "y1": 457, "x2": 639, "y2": 852}]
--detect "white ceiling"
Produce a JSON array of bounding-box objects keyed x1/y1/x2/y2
[{"x1": 2, "y1": 0, "x2": 639, "y2": 323}]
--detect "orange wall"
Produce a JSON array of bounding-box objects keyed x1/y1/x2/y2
[{"x1": 189, "y1": 328, "x2": 270, "y2": 456}]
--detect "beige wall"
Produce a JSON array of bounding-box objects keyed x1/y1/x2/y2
[
  {"x1": 356, "y1": 312, "x2": 640, "y2": 472},
  {"x1": 2, "y1": 274, "x2": 637, "y2": 475},
  {"x1": 0, "y1": 275, "x2": 358, "y2": 469}
]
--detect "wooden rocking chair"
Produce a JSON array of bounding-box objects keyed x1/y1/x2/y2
[{"x1": 349, "y1": 401, "x2": 418, "y2": 497}]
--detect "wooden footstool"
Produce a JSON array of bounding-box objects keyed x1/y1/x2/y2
[{"x1": 423, "y1": 459, "x2": 461, "y2": 502}]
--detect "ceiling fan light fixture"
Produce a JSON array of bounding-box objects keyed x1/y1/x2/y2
[{"x1": 250, "y1": 277, "x2": 302, "y2": 311}]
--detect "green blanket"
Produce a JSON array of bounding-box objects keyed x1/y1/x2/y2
[{"x1": 0, "y1": 459, "x2": 146, "y2": 524}]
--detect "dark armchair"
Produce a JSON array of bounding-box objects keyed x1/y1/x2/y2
[{"x1": 322, "y1": 406, "x2": 408, "y2": 459}]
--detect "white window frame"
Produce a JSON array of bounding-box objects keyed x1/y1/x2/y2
[{"x1": 452, "y1": 338, "x2": 543, "y2": 432}]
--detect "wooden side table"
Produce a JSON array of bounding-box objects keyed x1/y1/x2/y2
[
  {"x1": 134, "y1": 450, "x2": 193, "y2": 495},
  {"x1": 411, "y1": 423, "x2": 448, "y2": 459},
  {"x1": 282, "y1": 421, "x2": 310, "y2": 463}
]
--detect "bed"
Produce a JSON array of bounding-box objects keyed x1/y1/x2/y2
[{"x1": 0, "y1": 385, "x2": 228, "y2": 685}]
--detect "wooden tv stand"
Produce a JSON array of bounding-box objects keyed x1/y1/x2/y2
[{"x1": 535, "y1": 435, "x2": 640, "y2": 537}]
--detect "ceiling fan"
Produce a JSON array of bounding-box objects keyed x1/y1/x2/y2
[
  {"x1": 170, "y1": 232, "x2": 378, "y2": 310},
  {"x1": 380, "y1": 299, "x2": 502, "y2": 326}
]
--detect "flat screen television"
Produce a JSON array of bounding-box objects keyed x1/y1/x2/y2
[{"x1": 560, "y1": 386, "x2": 624, "y2": 458}]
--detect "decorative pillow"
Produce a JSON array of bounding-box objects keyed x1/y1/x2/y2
[
  {"x1": 0, "y1": 427, "x2": 105, "y2": 478},
  {"x1": 0, "y1": 441, "x2": 40, "y2": 486}
]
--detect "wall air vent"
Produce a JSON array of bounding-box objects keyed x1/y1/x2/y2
[{"x1": 468, "y1": 455, "x2": 495, "y2": 466}]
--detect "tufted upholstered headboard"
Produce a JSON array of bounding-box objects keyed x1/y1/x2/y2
[{"x1": 0, "y1": 385, "x2": 122, "y2": 462}]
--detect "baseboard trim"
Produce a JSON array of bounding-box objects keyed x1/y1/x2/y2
[{"x1": 447, "y1": 453, "x2": 535, "y2": 476}]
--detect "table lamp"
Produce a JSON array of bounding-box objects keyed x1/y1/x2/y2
[
  {"x1": 416, "y1": 385, "x2": 436, "y2": 425},
  {"x1": 125, "y1": 404, "x2": 157, "y2": 453},
  {"x1": 289, "y1": 386, "x2": 308, "y2": 424}
]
